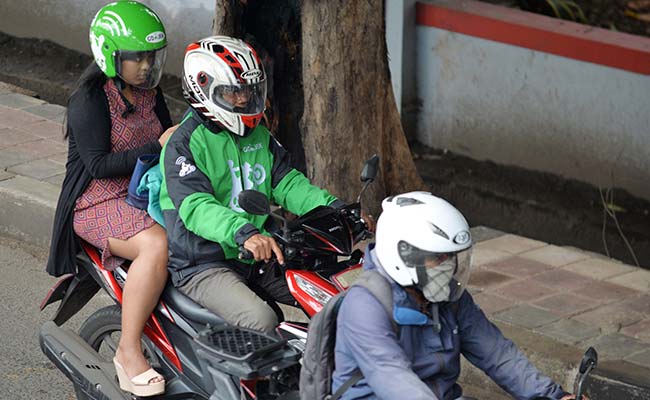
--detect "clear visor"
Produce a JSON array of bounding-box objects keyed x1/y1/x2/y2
[
  {"x1": 212, "y1": 81, "x2": 267, "y2": 115},
  {"x1": 398, "y1": 240, "x2": 472, "y2": 302},
  {"x1": 115, "y1": 48, "x2": 167, "y2": 89}
]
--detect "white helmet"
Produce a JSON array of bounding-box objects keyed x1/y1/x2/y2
[
  {"x1": 182, "y1": 36, "x2": 267, "y2": 136},
  {"x1": 375, "y1": 191, "x2": 473, "y2": 303}
]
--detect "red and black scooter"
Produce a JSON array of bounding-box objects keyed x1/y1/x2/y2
[{"x1": 38, "y1": 156, "x2": 378, "y2": 400}]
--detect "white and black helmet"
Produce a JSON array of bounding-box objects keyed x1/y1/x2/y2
[
  {"x1": 375, "y1": 191, "x2": 473, "y2": 302},
  {"x1": 182, "y1": 36, "x2": 266, "y2": 136}
]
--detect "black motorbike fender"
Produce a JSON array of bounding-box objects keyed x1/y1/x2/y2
[
  {"x1": 39, "y1": 321, "x2": 128, "y2": 400},
  {"x1": 40, "y1": 273, "x2": 75, "y2": 310},
  {"x1": 42, "y1": 268, "x2": 100, "y2": 326}
]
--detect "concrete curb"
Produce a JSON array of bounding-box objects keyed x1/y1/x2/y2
[
  {"x1": 588, "y1": 360, "x2": 650, "y2": 400},
  {"x1": 461, "y1": 322, "x2": 650, "y2": 400},
  {"x1": 0, "y1": 175, "x2": 57, "y2": 248},
  {"x1": 460, "y1": 321, "x2": 584, "y2": 399}
]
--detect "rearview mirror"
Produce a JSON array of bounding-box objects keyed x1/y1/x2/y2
[
  {"x1": 238, "y1": 190, "x2": 271, "y2": 216},
  {"x1": 360, "y1": 154, "x2": 379, "y2": 183},
  {"x1": 579, "y1": 347, "x2": 598, "y2": 374}
]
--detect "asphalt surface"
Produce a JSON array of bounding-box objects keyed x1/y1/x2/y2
[{"x1": 0, "y1": 235, "x2": 110, "y2": 399}]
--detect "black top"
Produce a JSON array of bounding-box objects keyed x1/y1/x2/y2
[{"x1": 45, "y1": 82, "x2": 172, "y2": 277}]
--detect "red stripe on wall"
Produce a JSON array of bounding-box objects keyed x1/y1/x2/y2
[{"x1": 416, "y1": 0, "x2": 650, "y2": 75}]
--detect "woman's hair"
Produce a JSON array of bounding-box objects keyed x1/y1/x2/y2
[{"x1": 63, "y1": 62, "x2": 107, "y2": 139}]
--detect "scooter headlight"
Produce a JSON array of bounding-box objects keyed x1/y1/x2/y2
[{"x1": 294, "y1": 275, "x2": 332, "y2": 306}]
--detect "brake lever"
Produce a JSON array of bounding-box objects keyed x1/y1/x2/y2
[{"x1": 238, "y1": 246, "x2": 254, "y2": 260}]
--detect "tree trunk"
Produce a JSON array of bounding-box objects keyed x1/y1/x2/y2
[
  {"x1": 213, "y1": 0, "x2": 424, "y2": 212},
  {"x1": 300, "y1": 0, "x2": 424, "y2": 210},
  {"x1": 212, "y1": 0, "x2": 244, "y2": 37}
]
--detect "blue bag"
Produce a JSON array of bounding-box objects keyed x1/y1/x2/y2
[{"x1": 126, "y1": 154, "x2": 159, "y2": 210}]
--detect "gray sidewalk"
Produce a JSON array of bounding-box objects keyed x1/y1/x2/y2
[
  {"x1": 0, "y1": 84, "x2": 66, "y2": 247},
  {"x1": 1, "y1": 84, "x2": 649, "y2": 398}
]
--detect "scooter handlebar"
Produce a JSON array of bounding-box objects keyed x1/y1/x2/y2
[{"x1": 238, "y1": 246, "x2": 254, "y2": 260}]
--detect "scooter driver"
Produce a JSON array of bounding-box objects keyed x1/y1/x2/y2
[
  {"x1": 159, "y1": 36, "x2": 367, "y2": 334},
  {"x1": 332, "y1": 191, "x2": 587, "y2": 400}
]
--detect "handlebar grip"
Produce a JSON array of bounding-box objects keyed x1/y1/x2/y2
[{"x1": 238, "y1": 247, "x2": 254, "y2": 260}]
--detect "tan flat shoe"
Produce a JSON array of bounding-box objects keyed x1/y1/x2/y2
[{"x1": 113, "y1": 357, "x2": 165, "y2": 397}]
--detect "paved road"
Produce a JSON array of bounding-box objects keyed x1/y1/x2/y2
[{"x1": 0, "y1": 235, "x2": 110, "y2": 399}]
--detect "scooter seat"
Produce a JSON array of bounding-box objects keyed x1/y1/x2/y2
[
  {"x1": 77, "y1": 241, "x2": 226, "y2": 328},
  {"x1": 161, "y1": 283, "x2": 225, "y2": 327}
]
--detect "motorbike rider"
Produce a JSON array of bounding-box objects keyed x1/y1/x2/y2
[
  {"x1": 332, "y1": 191, "x2": 585, "y2": 400},
  {"x1": 46, "y1": 1, "x2": 175, "y2": 397},
  {"x1": 159, "y1": 35, "x2": 356, "y2": 333}
]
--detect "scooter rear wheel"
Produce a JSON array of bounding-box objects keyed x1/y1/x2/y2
[{"x1": 75, "y1": 305, "x2": 160, "y2": 400}]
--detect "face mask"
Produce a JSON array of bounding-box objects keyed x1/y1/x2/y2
[{"x1": 417, "y1": 258, "x2": 456, "y2": 303}]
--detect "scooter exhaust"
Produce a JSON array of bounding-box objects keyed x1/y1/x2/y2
[{"x1": 39, "y1": 321, "x2": 130, "y2": 400}]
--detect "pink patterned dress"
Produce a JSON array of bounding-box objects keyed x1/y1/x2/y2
[{"x1": 73, "y1": 79, "x2": 162, "y2": 270}]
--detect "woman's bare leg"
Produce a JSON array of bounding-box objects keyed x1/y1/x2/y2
[{"x1": 108, "y1": 223, "x2": 168, "y2": 382}]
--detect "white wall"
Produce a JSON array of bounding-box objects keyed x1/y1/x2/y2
[
  {"x1": 0, "y1": 0, "x2": 215, "y2": 75},
  {"x1": 386, "y1": 0, "x2": 405, "y2": 114},
  {"x1": 386, "y1": 0, "x2": 419, "y2": 137},
  {"x1": 416, "y1": 26, "x2": 650, "y2": 200}
]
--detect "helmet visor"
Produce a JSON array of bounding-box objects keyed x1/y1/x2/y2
[
  {"x1": 398, "y1": 240, "x2": 472, "y2": 302},
  {"x1": 449, "y1": 248, "x2": 472, "y2": 301},
  {"x1": 115, "y1": 48, "x2": 167, "y2": 89},
  {"x1": 212, "y1": 81, "x2": 267, "y2": 115},
  {"x1": 397, "y1": 240, "x2": 453, "y2": 269}
]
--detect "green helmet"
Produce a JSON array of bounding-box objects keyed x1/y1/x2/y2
[{"x1": 89, "y1": 1, "x2": 167, "y2": 88}]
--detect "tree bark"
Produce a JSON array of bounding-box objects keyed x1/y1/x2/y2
[
  {"x1": 213, "y1": 0, "x2": 424, "y2": 212},
  {"x1": 300, "y1": 0, "x2": 424, "y2": 210},
  {"x1": 212, "y1": 0, "x2": 244, "y2": 37}
]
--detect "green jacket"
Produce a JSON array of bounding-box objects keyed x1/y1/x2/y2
[{"x1": 160, "y1": 110, "x2": 340, "y2": 285}]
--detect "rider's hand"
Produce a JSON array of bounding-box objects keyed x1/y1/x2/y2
[
  {"x1": 158, "y1": 124, "x2": 179, "y2": 146},
  {"x1": 243, "y1": 234, "x2": 285, "y2": 265},
  {"x1": 361, "y1": 210, "x2": 376, "y2": 233}
]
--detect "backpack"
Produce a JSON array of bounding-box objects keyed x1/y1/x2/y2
[{"x1": 299, "y1": 270, "x2": 397, "y2": 400}]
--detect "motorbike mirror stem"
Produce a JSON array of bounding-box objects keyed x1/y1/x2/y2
[
  {"x1": 352, "y1": 182, "x2": 370, "y2": 219},
  {"x1": 263, "y1": 209, "x2": 290, "y2": 237},
  {"x1": 355, "y1": 154, "x2": 380, "y2": 213},
  {"x1": 573, "y1": 347, "x2": 598, "y2": 400},
  {"x1": 238, "y1": 189, "x2": 291, "y2": 237},
  {"x1": 356, "y1": 180, "x2": 371, "y2": 205}
]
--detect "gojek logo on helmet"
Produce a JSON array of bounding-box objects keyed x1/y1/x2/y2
[
  {"x1": 89, "y1": 32, "x2": 107, "y2": 72},
  {"x1": 95, "y1": 11, "x2": 128, "y2": 37}
]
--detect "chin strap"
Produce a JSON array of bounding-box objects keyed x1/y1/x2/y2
[{"x1": 114, "y1": 78, "x2": 135, "y2": 118}]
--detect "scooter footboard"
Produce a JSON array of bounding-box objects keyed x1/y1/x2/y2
[
  {"x1": 39, "y1": 321, "x2": 128, "y2": 400},
  {"x1": 195, "y1": 325, "x2": 300, "y2": 380}
]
